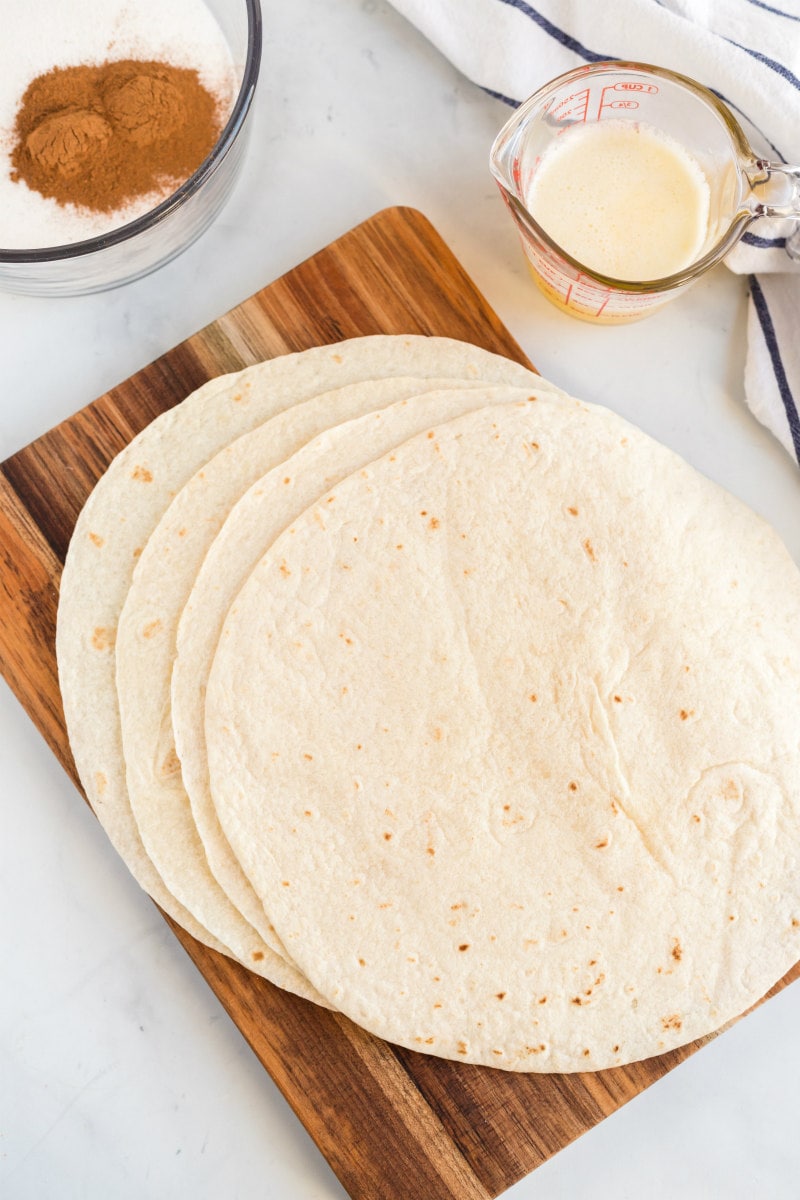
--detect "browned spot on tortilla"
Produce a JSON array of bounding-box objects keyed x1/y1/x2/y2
[
  {"x1": 358, "y1": 958, "x2": 366, "y2": 966},
  {"x1": 279, "y1": 562, "x2": 291, "y2": 578},
  {"x1": 303, "y1": 753, "x2": 313, "y2": 761},
  {"x1": 432, "y1": 727, "x2": 443, "y2": 742},
  {"x1": 571, "y1": 996, "x2": 585, "y2": 1005},
  {"x1": 383, "y1": 832, "x2": 392, "y2": 841},
  {"x1": 326, "y1": 495, "x2": 336, "y2": 504},
  {"x1": 332, "y1": 353, "x2": 343, "y2": 363},
  {"x1": 451, "y1": 902, "x2": 464, "y2": 910},
  {"x1": 252, "y1": 950, "x2": 264, "y2": 962},
  {"x1": 569, "y1": 781, "x2": 578, "y2": 792},
  {"x1": 595, "y1": 838, "x2": 608, "y2": 849},
  {"x1": 426, "y1": 847, "x2": 435, "y2": 856},
  {"x1": 94, "y1": 771, "x2": 107, "y2": 795},
  {"x1": 88, "y1": 531, "x2": 104, "y2": 547},
  {"x1": 583, "y1": 538, "x2": 596, "y2": 561},
  {"x1": 160, "y1": 747, "x2": 180, "y2": 778},
  {"x1": 526, "y1": 1044, "x2": 546, "y2": 1054},
  {"x1": 282, "y1": 880, "x2": 290, "y2": 887},
  {"x1": 661, "y1": 1013, "x2": 682, "y2": 1031},
  {"x1": 582, "y1": 1049, "x2": 590, "y2": 1057},
  {"x1": 457, "y1": 1041, "x2": 467, "y2": 1054},
  {"x1": 91, "y1": 626, "x2": 115, "y2": 651},
  {"x1": 339, "y1": 633, "x2": 353, "y2": 645},
  {"x1": 492, "y1": 1049, "x2": 503, "y2": 1056},
  {"x1": 419, "y1": 510, "x2": 427, "y2": 516},
  {"x1": 613, "y1": 1044, "x2": 620, "y2": 1053},
  {"x1": 458, "y1": 943, "x2": 470, "y2": 951},
  {"x1": 672, "y1": 939, "x2": 683, "y2": 961},
  {"x1": 132, "y1": 546, "x2": 143, "y2": 558},
  {"x1": 679, "y1": 708, "x2": 694, "y2": 720},
  {"x1": 396, "y1": 544, "x2": 404, "y2": 550},
  {"x1": 526, "y1": 395, "x2": 538, "y2": 402},
  {"x1": 131, "y1": 465, "x2": 153, "y2": 482},
  {"x1": 691, "y1": 813, "x2": 701, "y2": 823},
  {"x1": 427, "y1": 430, "x2": 435, "y2": 439},
  {"x1": 617, "y1": 885, "x2": 625, "y2": 892},
  {"x1": 177, "y1": 527, "x2": 187, "y2": 538},
  {"x1": 530, "y1": 441, "x2": 540, "y2": 450},
  {"x1": 496, "y1": 992, "x2": 506, "y2": 1000},
  {"x1": 613, "y1": 695, "x2": 622, "y2": 703},
  {"x1": 142, "y1": 619, "x2": 161, "y2": 639},
  {"x1": 567, "y1": 506, "x2": 578, "y2": 516},
  {"x1": 620, "y1": 437, "x2": 628, "y2": 446},
  {"x1": 529, "y1": 693, "x2": 537, "y2": 702},
  {"x1": 428, "y1": 516, "x2": 440, "y2": 530}
]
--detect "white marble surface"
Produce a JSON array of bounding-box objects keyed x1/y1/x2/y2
[{"x1": 2, "y1": 1, "x2": 799, "y2": 1197}]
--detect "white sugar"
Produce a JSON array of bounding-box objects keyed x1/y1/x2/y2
[{"x1": 0, "y1": 0, "x2": 239, "y2": 249}]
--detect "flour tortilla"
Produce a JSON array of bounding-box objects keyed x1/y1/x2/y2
[
  {"x1": 206, "y1": 399, "x2": 800, "y2": 1070},
  {"x1": 116, "y1": 377, "x2": 547, "y2": 981},
  {"x1": 168, "y1": 384, "x2": 554, "y2": 951},
  {"x1": 57, "y1": 336, "x2": 540, "y2": 964}
]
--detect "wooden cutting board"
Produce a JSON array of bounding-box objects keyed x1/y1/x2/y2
[{"x1": 1, "y1": 206, "x2": 797, "y2": 1200}]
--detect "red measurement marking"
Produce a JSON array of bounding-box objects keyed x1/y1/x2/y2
[
  {"x1": 598, "y1": 81, "x2": 658, "y2": 119},
  {"x1": 552, "y1": 87, "x2": 591, "y2": 124},
  {"x1": 613, "y1": 81, "x2": 659, "y2": 94}
]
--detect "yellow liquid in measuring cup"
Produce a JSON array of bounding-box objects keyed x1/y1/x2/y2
[{"x1": 525, "y1": 120, "x2": 711, "y2": 282}]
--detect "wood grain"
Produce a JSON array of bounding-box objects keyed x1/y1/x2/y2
[{"x1": 1, "y1": 206, "x2": 797, "y2": 1200}]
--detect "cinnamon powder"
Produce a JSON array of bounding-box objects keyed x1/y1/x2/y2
[{"x1": 11, "y1": 60, "x2": 222, "y2": 214}]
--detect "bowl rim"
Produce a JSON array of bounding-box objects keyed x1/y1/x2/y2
[{"x1": 0, "y1": 0, "x2": 263, "y2": 264}]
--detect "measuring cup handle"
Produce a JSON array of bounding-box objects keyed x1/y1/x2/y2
[{"x1": 748, "y1": 159, "x2": 800, "y2": 220}]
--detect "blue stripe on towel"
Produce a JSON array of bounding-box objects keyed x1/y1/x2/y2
[
  {"x1": 726, "y1": 38, "x2": 800, "y2": 91},
  {"x1": 482, "y1": 84, "x2": 521, "y2": 106},
  {"x1": 745, "y1": 0, "x2": 800, "y2": 22},
  {"x1": 496, "y1": 0, "x2": 613, "y2": 62},
  {"x1": 750, "y1": 275, "x2": 800, "y2": 460},
  {"x1": 742, "y1": 231, "x2": 788, "y2": 249}
]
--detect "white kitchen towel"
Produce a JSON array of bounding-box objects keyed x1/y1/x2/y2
[{"x1": 388, "y1": 0, "x2": 800, "y2": 463}]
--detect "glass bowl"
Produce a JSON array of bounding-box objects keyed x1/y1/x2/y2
[{"x1": 0, "y1": 0, "x2": 262, "y2": 296}]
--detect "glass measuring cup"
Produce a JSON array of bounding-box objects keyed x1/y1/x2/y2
[{"x1": 489, "y1": 61, "x2": 800, "y2": 323}]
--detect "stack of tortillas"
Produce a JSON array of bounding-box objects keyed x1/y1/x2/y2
[{"x1": 57, "y1": 335, "x2": 800, "y2": 1073}]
